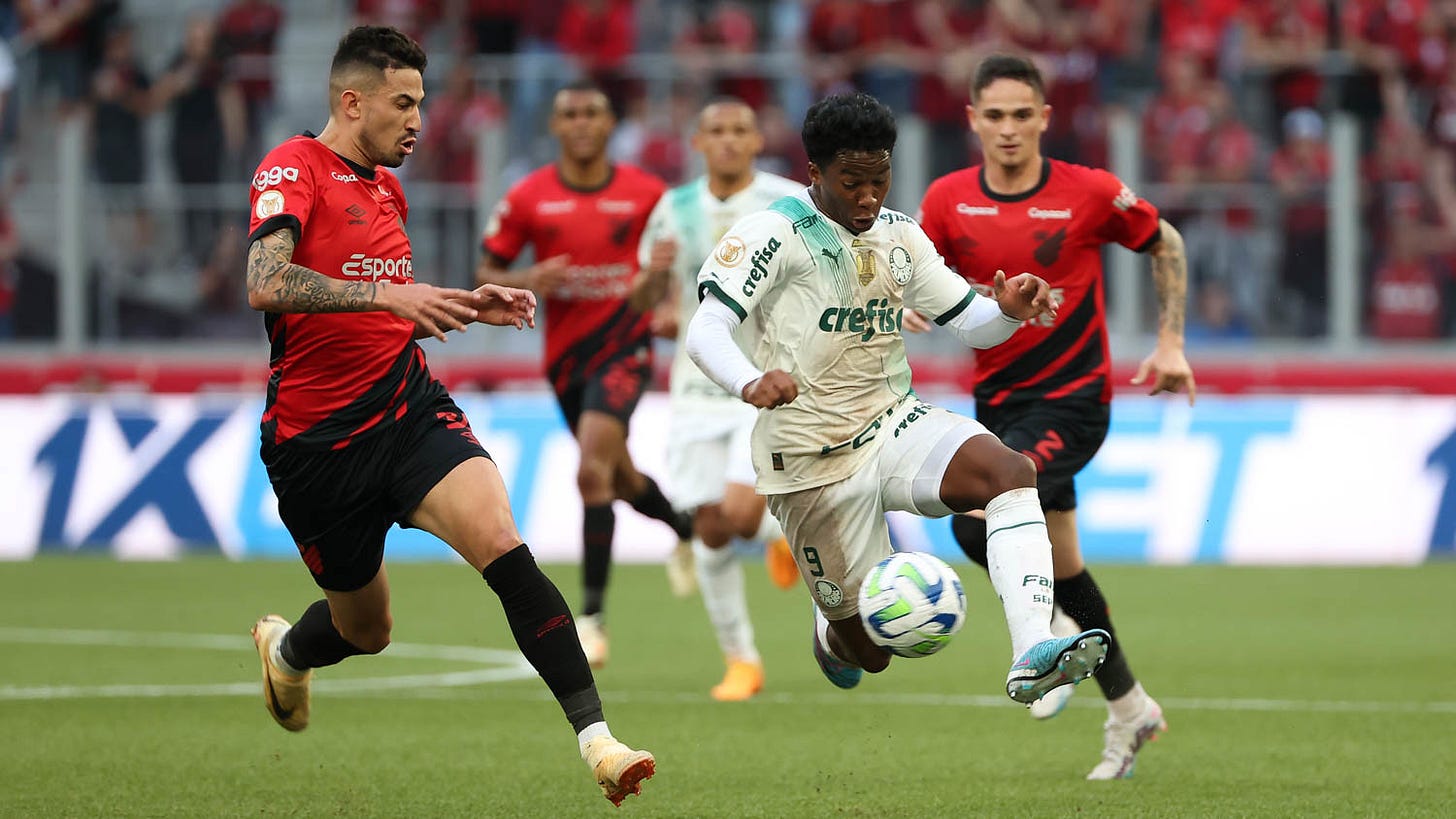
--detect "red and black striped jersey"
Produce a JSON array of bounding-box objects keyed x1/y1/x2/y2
[
  {"x1": 248, "y1": 135, "x2": 440, "y2": 449},
  {"x1": 481, "y1": 163, "x2": 665, "y2": 379},
  {"x1": 918, "y1": 158, "x2": 1161, "y2": 406}
]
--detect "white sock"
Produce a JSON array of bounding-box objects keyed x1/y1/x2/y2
[
  {"x1": 813, "y1": 605, "x2": 854, "y2": 664},
  {"x1": 1108, "y1": 682, "x2": 1149, "y2": 722},
  {"x1": 693, "y1": 537, "x2": 759, "y2": 663},
  {"x1": 984, "y1": 487, "x2": 1056, "y2": 658},
  {"x1": 270, "y1": 634, "x2": 306, "y2": 677},
  {"x1": 577, "y1": 721, "x2": 611, "y2": 757},
  {"x1": 753, "y1": 509, "x2": 784, "y2": 543}
]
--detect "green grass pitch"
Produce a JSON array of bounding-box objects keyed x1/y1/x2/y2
[{"x1": 1, "y1": 557, "x2": 1452, "y2": 817}]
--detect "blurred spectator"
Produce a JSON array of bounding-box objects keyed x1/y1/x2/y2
[
  {"x1": 803, "y1": 0, "x2": 874, "y2": 97},
  {"x1": 755, "y1": 99, "x2": 809, "y2": 182},
  {"x1": 468, "y1": 0, "x2": 523, "y2": 56},
  {"x1": 155, "y1": 13, "x2": 246, "y2": 266},
  {"x1": 1338, "y1": 0, "x2": 1431, "y2": 139},
  {"x1": 352, "y1": 0, "x2": 442, "y2": 46},
  {"x1": 558, "y1": 0, "x2": 636, "y2": 112},
  {"x1": 1029, "y1": 0, "x2": 1106, "y2": 167},
  {"x1": 216, "y1": 0, "x2": 283, "y2": 167},
  {"x1": 90, "y1": 22, "x2": 149, "y2": 187},
  {"x1": 1142, "y1": 51, "x2": 1210, "y2": 209},
  {"x1": 674, "y1": 1, "x2": 771, "y2": 110},
  {"x1": 1269, "y1": 106, "x2": 1331, "y2": 337},
  {"x1": 506, "y1": 0, "x2": 569, "y2": 167},
  {"x1": 1085, "y1": 0, "x2": 1154, "y2": 107},
  {"x1": 18, "y1": 0, "x2": 119, "y2": 116},
  {"x1": 418, "y1": 59, "x2": 503, "y2": 186},
  {"x1": 1158, "y1": 0, "x2": 1240, "y2": 79},
  {"x1": 1237, "y1": 0, "x2": 1328, "y2": 136},
  {"x1": 609, "y1": 89, "x2": 691, "y2": 184},
  {"x1": 900, "y1": 0, "x2": 1002, "y2": 180},
  {"x1": 1369, "y1": 206, "x2": 1445, "y2": 339},
  {"x1": 1186, "y1": 277, "x2": 1253, "y2": 344}
]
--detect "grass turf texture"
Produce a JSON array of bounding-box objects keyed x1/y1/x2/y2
[{"x1": 1, "y1": 558, "x2": 1452, "y2": 818}]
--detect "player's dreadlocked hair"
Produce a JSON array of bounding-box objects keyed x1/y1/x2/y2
[
  {"x1": 972, "y1": 54, "x2": 1045, "y2": 102},
  {"x1": 330, "y1": 25, "x2": 427, "y2": 79},
  {"x1": 801, "y1": 93, "x2": 897, "y2": 169}
]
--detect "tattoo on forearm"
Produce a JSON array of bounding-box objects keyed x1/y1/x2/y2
[
  {"x1": 247, "y1": 228, "x2": 377, "y2": 312},
  {"x1": 1151, "y1": 222, "x2": 1187, "y2": 337}
]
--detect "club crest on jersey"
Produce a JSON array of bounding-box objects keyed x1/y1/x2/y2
[
  {"x1": 889, "y1": 246, "x2": 912, "y2": 285},
  {"x1": 852, "y1": 239, "x2": 876, "y2": 286},
  {"x1": 716, "y1": 235, "x2": 746, "y2": 266},
  {"x1": 255, "y1": 190, "x2": 284, "y2": 219}
]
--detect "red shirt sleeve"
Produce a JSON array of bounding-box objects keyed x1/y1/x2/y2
[
  {"x1": 480, "y1": 180, "x2": 532, "y2": 263},
  {"x1": 1086, "y1": 167, "x2": 1161, "y2": 251},
  {"x1": 916, "y1": 179, "x2": 951, "y2": 260},
  {"x1": 248, "y1": 140, "x2": 316, "y2": 243}
]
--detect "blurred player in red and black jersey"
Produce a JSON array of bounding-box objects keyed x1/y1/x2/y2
[
  {"x1": 244, "y1": 27, "x2": 655, "y2": 806},
  {"x1": 916, "y1": 54, "x2": 1196, "y2": 780},
  {"x1": 476, "y1": 81, "x2": 694, "y2": 668}
]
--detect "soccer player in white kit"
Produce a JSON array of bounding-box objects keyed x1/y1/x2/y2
[
  {"x1": 685, "y1": 92, "x2": 1111, "y2": 703},
  {"x1": 638, "y1": 99, "x2": 804, "y2": 701}
]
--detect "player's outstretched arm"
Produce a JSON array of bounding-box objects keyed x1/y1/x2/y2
[
  {"x1": 628, "y1": 237, "x2": 676, "y2": 313},
  {"x1": 1132, "y1": 218, "x2": 1197, "y2": 405},
  {"x1": 468, "y1": 283, "x2": 537, "y2": 330},
  {"x1": 247, "y1": 227, "x2": 478, "y2": 341},
  {"x1": 474, "y1": 251, "x2": 571, "y2": 297}
]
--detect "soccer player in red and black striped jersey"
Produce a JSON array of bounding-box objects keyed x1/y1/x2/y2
[
  {"x1": 916, "y1": 54, "x2": 1196, "y2": 780},
  {"x1": 475, "y1": 81, "x2": 694, "y2": 667},
  {"x1": 244, "y1": 27, "x2": 654, "y2": 806}
]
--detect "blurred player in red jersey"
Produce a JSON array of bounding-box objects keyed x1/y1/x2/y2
[
  {"x1": 244, "y1": 28, "x2": 654, "y2": 806},
  {"x1": 916, "y1": 54, "x2": 1196, "y2": 780},
  {"x1": 475, "y1": 81, "x2": 695, "y2": 669}
]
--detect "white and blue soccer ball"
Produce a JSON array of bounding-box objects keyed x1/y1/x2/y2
[{"x1": 858, "y1": 552, "x2": 967, "y2": 658}]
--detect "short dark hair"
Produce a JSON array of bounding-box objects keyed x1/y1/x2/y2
[
  {"x1": 801, "y1": 93, "x2": 897, "y2": 168},
  {"x1": 330, "y1": 25, "x2": 426, "y2": 80},
  {"x1": 972, "y1": 54, "x2": 1044, "y2": 102},
  {"x1": 553, "y1": 78, "x2": 614, "y2": 115}
]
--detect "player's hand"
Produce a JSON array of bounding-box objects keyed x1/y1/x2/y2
[
  {"x1": 470, "y1": 283, "x2": 537, "y2": 330},
  {"x1": 902, "y1": 309, "x2": 933, "y2": 334},
  {"x1": 528, "y1": 255, "x2": 571, "y2": 297},
  {"x1": 1132, "y1": 343, "x2": 1197, "y2": 405},
  {"x1": 742, "y1": 370, "x2": 798, "y2": 409},
  {"x1": 648, "y1": 238, "x2": 677, "y2": 273},
  {"x1": 628, "y1": 239, "x2": 677, "y2": 311},
  {"x1": 650, "y1": 310, "x2": 679, "y2": 339},
  {"x1": 378, "y1": 282, "x2": 479, "y2": 342},
  {"x1": 991, "y1": 270, "x2": 1057, "y2": 323}
]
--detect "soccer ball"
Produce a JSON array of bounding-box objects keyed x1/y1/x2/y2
[{"x1": 858, "y1": 552, "x2": 967, "y2": 658}]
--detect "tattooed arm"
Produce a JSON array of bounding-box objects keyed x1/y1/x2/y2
[
  {"x1": 1131, "y1": 218, "x2": 1197, "y2": 404},
  {"x1": 246, "y1": 227, "x2": 481, "y2": 341}
]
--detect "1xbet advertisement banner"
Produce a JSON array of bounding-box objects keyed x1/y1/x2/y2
[{"x1": 1, "y1": 393, "x2": 1453, "y2": 564}]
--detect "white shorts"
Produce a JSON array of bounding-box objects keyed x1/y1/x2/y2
[
  {"x1": 666, "y1": 403, "x2": 759, "y2": 510},
  {"x1": 765, "y1": 400, "x2": 990, "y2": 620}
]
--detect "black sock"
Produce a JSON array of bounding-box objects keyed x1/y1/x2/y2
[
  {"x1": 582, "y1": 504, "x2": 614, "y2": 617},
  {"x1": 279, "y1": 599, "x2": 368, "y2": 670},
  {"x1": 950, "y1": 513, "x2": 990, "y2": 571},
  {"x1": 1056, "y1": 569, "x2": 1137, "y2": 700},
  {"x1": 483, "y1": 544, "x2": 604, "y2": 733},
  {"x1": 630, "y1": 475, "x2": 691, "y2": 540}
]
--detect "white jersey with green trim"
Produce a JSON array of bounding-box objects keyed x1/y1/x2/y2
[
  {"x1": 639, "y1": 171, "x2": 805, "y2": 412},
  {"x1": 696, "y1": 190, "x2": 978, "y2": 494}
]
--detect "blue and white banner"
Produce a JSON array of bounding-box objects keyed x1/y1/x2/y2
[{"x1": 1, "y1": 393, "x2": 1452, "y2": 564}]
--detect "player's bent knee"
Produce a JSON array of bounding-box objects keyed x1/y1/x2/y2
[
  {"x1": 575, "y1": 462, "x2": 614, "y2": 502},
  {"x1": 340, "y1": 622, "x2": 391, "y2": 655}
]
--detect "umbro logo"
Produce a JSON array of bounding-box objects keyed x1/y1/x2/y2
[{"x1": 345, "y1": 204, "x2": 366, "y2": 225}]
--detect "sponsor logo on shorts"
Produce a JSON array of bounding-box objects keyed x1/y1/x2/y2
[
  {"x1": 814, "y1": 579, "x2": 843, "y2": 607},
  {"x1": 741, "y1": 237, "x2": 781, "y2": 298},
  {"x1": 253, "y1": 165, "x2": 299, "y2": 191},
  {"x1": 255, "y1": 190, "x2": 285, "y2": 219},
  {"x1": 716, "y1": 235, "x2": 746, "y2": 266}
]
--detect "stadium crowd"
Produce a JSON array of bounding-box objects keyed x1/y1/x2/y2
[{"x1": 0, "y1": 0, "x2": 1455, "y2": 343}]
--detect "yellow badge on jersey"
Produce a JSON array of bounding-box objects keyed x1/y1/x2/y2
[
  {"x1": 716, "y1": 236, "x2": 746, "y2": 266},
  {"x1": 852, "y1": 239, "x2": 876, "y2": 286}
]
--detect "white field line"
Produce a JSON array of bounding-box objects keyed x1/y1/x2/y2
[{"x1": 0, "y1": 628, "x2": 1452, "y2": 716}]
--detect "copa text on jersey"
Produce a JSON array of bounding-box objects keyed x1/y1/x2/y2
[
  {"x1": 740, "y1": 237, "x2": 782, "y2": 298},
  {"x1": 818, "y1": 297, "x2": 903, "y2": 342}
]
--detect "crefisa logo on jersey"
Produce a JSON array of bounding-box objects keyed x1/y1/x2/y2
[
  {"x1": 253, "y1": 165, "x2": 299, "y2": 191},
  {"x1": 342, "y1": 253, "x2": 413, "y2": 281},
  {"x1": 740, "y1": 237, "x2": 781, "y2": 298}
]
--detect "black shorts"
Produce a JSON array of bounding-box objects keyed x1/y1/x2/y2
[
  {"x1": 261, "y1": 392, "x2": 490, "y2": 592},
  {"x1": 976, "y1": 398, "x2": 1110, "y2": 513},
  {"x1": 552, "y1": 346, "x2": 651, "y2": 433}
]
